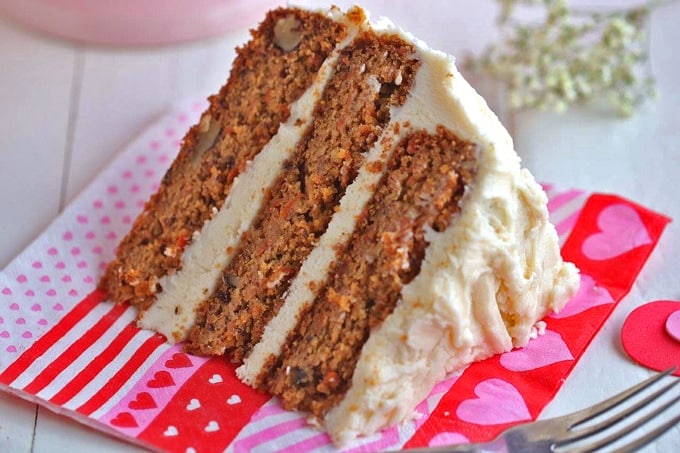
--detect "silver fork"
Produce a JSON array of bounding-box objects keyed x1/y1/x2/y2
[{"x1": 408, "y1": 367, "x2": 680, "y2": 453}]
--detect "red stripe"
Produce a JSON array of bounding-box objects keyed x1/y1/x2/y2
[
  {"x1": 23, "y1": 303, "x2": 129, "y2": 395},
  {"x1": 0, "y1": 289, "x2": 105, "y2": 385},
  {"x1": 49, "y1": 323, "x2": 139, "y2": 406},
  {"x1": 77, "y1": 333, "x2": 165, "y2": 416}
]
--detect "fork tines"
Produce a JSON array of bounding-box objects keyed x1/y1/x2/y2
[{"x1": 557, "y1": 367, "x2": 680, "y2": 452}]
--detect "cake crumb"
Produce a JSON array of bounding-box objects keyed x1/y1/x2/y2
[
  {"x1": 535, "y1": 320, "x2": 547, "y2": 335},
  {"x1": 529, "y1": 320, "x2": 547, "y2": 339},
  {"x1": 345, "y1": 6, "x2": 367, "y2": 25}
]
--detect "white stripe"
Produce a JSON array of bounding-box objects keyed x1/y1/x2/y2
[
  {"x1": 252, "y1": 428, "x2": 324, "y2": 453},
  {"x1": 61, "y1": 330, "x2": 166, "y2": 413},
  {"x1": 542, "y1": 184, "x2": 558, "y2": 199},
  {"x1": 10, "y1": 302, "x2": 113, "y2": 389},
  {"x1": 548, "y1": 192, "x2": 588, "y2": 227},
  {"x1": 36, "y1": 307, "x2": 137, "y2": 400},
  {"x1": 226, "y1": 402, "x2": 303, "y2": 452},
  {"x1": 242, "y1": 405, "x2": 304, "y2": 436}
]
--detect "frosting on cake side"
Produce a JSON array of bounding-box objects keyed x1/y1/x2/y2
[{"x1": 322, "y1": 17, "x2": 578, "y2": 442}]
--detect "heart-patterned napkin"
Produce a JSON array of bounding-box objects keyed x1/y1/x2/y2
[{"x1": 0, "y1": 99, "x2": 671, "y2": 452}]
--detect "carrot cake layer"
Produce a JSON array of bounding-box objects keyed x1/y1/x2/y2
[
  {"x1": 185, "y1": 31, "x2": 419, "y2": 360},
  {"x1": 100, "y1": 8, "x2": 347, "y2": 310},
  {"x1": 262, "y1": 126, "x2": 477, "y2": 415}
]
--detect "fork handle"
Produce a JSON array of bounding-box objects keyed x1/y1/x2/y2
[{"x1": 404, "y1": 441, "x2": 500, "y2": 452}]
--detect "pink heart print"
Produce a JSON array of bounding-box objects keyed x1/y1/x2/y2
[
  {"x1": 551, "y1": 274, "x2": 614, "y2": 319},
  {"x1": 666, "y1": 310, "x2": 680, "y2": 343},
  {"x1": 499, "y1": 330, "x2": 573, "y2": 372},
  {"x1": 429, "y1": 432, "x2": 469, "y2": 447},
  {"x1": 582, "y1": 204, "x2": 652, "y2": 260},
  {"x1": 456, "y1": 378, "x2": 531, "y2": 425}
]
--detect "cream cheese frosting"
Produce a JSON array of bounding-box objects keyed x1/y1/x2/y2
[{"x1": 322, "y1": 14, "x2": 579, "y2": 444}]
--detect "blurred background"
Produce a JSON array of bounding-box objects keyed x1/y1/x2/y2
[{"x1": 1, "y1": 1, "x2": 678, "y2": 451}]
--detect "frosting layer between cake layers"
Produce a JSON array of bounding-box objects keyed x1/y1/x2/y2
[{"x1": 138, "y1": 10, "x2": 361, "y2": 342}]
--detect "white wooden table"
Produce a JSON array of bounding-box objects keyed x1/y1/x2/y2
[{"x1": 1, "y1": 1, "x2": 679, "y2": 451}]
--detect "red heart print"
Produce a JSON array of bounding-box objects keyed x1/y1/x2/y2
[
  {"x1": 128, "y1": 392, "x2": 157, "y2": 410},
  {"x1": 110, "y1": 412, "x2": 138, "y2": 428},
  {"x1": 147, "y1": 371, "x2": 176, "y2": 388},
  {"x1": 621, "y1": 300, "x2": 680, "y2": 376},
  {"x1": 164, "y1": 352, "x2": 193, "y2": 369}
]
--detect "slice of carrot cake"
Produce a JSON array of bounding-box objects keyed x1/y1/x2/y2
[{"x1": 100, "y1": 5, "x2": 579, "y2": 445}]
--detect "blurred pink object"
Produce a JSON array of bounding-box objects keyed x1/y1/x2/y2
[{"x1": 0, "y1": 0, "x2": 284, "y2": 46}]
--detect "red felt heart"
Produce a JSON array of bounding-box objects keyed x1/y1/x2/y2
[
  {"x1": 128, "y1": 392, "x2": 157, "y2": 410},
  {"x1": 621, "y1": 300, "x2": 680, "y2": 376},
  {"x1": 164, "y1": 352, "x2": 193, "y2": 369},
  {"x1": 147, "y1": 370, "x2": 176, "y2": 388},
  {"x1": 110, "y1": 411, "x2": 138, "y2": 428}
]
